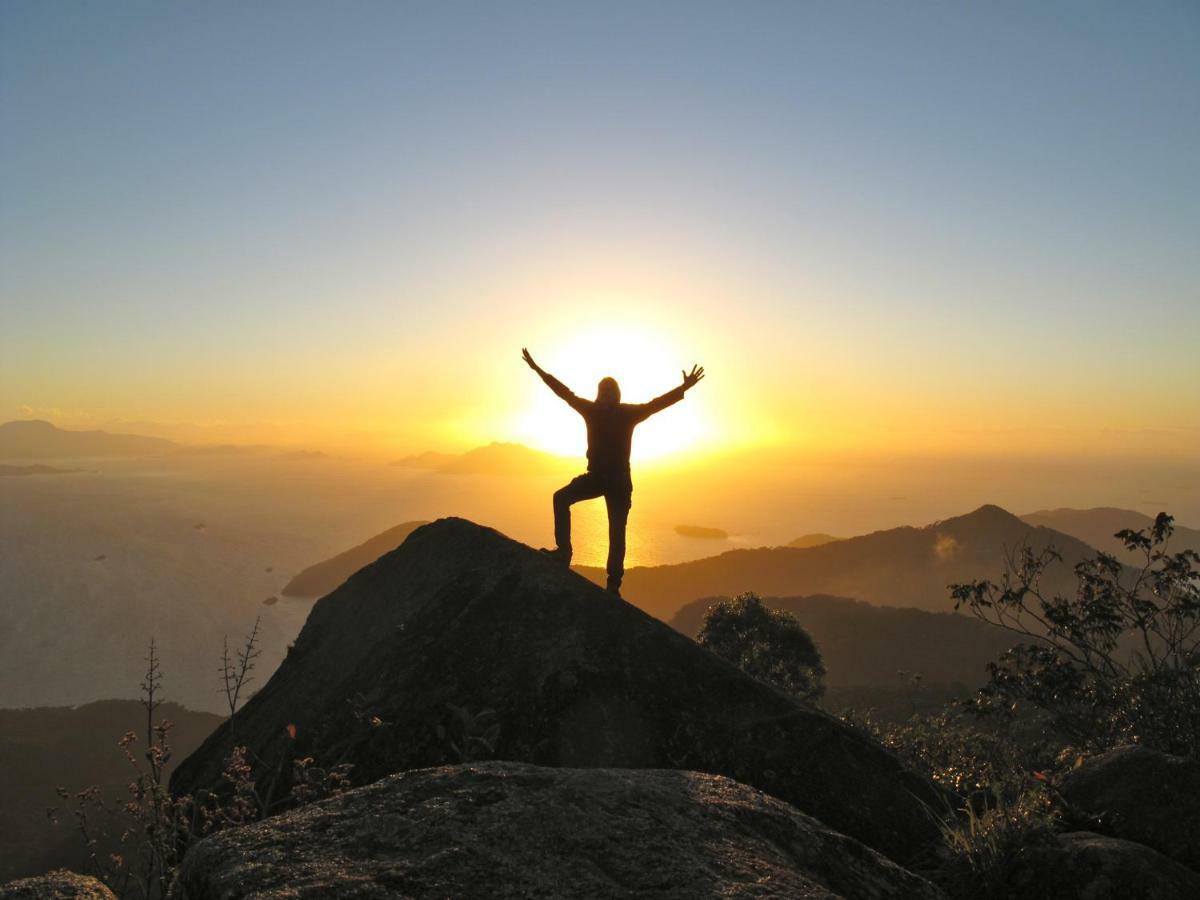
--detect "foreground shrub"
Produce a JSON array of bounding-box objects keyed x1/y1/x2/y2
[
  {"x1": 951, "y1": 512, "x2": 1200, "y2": 758},
  {"x1": 52, "y1": 630, "x2": 354, "y2": 899},
  {"x1": 934, "y1": 786, "x2": 1058, "y2": 900}
]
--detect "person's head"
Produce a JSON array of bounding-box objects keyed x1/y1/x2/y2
[{"x1": 596, "y1": 377, "x2": 621, "y2": 404}]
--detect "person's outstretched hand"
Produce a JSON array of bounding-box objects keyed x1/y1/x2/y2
[
  {"x1": 522, "y1": 348, "x2": 543, "y2": 374},
  {"x1": 682, "y1": 364, "x2": 705, "y2": 390}
]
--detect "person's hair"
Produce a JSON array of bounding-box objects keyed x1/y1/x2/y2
[{"x1": 597, "y1": 377, "x2": 621, "y2": 403}]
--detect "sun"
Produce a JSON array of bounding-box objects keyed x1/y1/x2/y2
[{"x1": 511, "y1": 327, "x2": 712, "y2": 462}]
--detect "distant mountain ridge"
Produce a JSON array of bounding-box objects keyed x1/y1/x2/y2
[
  {"x1": 391, "y1": 442, "x2": 572, "y2": 475},
  {"x1": 0, "y1": 419, "x2": 177, "y2": 458},
  {"x1": 389, "y1": 449, "x2": 458, "y2": 469},
  {"x1": 577, "y1": 504, "x2": 1102, "y2": 621},
  {"x1": 283, "y1": 503, "x2": 1106, "y2": 624},
  {"x1": 0, "y1": 420, "x2": 343, "y2": 462},
  {"x1": 1020, "y1": 506, "x2": 1200, "y2": 558},
  {"x1": 170, "y1": 443, "x2": 274, "y2": 457}
]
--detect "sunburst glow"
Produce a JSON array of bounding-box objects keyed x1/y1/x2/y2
[{"x1": 511, "y1": 327, "x2": 713, "y2": 462}]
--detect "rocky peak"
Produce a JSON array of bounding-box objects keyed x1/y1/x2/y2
[{"x1": 171, "y1": 517, "x2": 946, "y2": 863}]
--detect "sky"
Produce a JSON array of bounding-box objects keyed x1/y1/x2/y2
[{"x1": 2, "y1": 1, "x2": 1198, "y2": 460}]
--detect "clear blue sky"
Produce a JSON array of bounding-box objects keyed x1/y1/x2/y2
[{"x1": 1, "y1": 2, "x2": 1197, "y2": 453}]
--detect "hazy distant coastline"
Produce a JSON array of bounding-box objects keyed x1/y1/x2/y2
[
  {"x1": 674, "y1": 524, "x2": 728, "y2": 539},
  {"x1": 0, "y1": 419, "x2": 175, "y2": 458},
  {"x1": 0, "y1": 464, "x2": 82, "y2": 477}
]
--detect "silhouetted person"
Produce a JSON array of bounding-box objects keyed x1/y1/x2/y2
[{"x1": 522, "y1": 348, "x2": 705, "y2": 596}]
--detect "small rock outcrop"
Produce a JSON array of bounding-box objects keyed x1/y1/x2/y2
[
  {"x1": 0, "y1": 871, "x2": 115, "y2": 899},
  {"x1": 169, "y1": 761, "x2": 945, "y2": 899},
  {"x1": 1009, "y1": 831, "x2": 1200, "y2": 899},
  {"x1": 1058, "y1": 745, "x2": 1200, "y2": 871},
  {"x1": 171, "y1": 518, "x2": 946, "y2": 863}
]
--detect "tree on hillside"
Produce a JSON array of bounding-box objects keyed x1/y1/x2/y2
[
  {"x1": 698, "y1": 593, "x2": 826, "y2": 702},
  {"x1": 952, "y1": 512, "x2": 1200, "y2": 758}
]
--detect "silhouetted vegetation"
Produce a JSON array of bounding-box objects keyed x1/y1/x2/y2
[
  {"x1": 844, "y1": 512, "x2": 1200, "y2": 898},
  {"x1": 0, "y1": 701, "x2": 220, "y2": 883},
  {"x1": 934, "y1": 786, "x2": 1058, "y2": 900},
  {"x1": 42, "y1": 624, "x2": 359, "y2": 898},
  {"x1": 674, "y1": 592, "x2": 1016, "y2": 692},
  {"x1": 51, "y1": 640, "x2": 196, "y2": 899},
  {"x1": 218, "y1": 616, "x2": 261, "y2": 731},
  {"x1": 698, "y1": 593, "x2": 826, "y2": 702},
  {"x1": 952, "y1": 512, "x2": 1200, "y2": 757}
]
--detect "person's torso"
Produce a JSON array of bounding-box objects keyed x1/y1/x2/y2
[{"x1": 583, "y1": 403, "x2": 639, "y2": 473}]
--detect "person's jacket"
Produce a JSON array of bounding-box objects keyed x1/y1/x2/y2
[{"x1": 538, "y1": 372, "x2": 685, "y2": 474}]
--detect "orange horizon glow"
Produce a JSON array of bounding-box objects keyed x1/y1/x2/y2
[{"x1": 6, "y1": 280, "x2": 1196, "y2": 468}]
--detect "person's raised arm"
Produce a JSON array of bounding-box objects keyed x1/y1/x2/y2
[
  {"x1": 634, "y1": 364, "x2": 705, "y2": 422},
  {"x1": 522, "y1": 348, "x2": 589, "y2": 414}
]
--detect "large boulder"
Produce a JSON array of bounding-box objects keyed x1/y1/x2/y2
[
  {"x1": 0, "y1": 871, "x2": 114, "y2": 899},
  {"x1": 1058, "y1": 745, "x2": 1200, "y2": 871},
  {"x1": 171, "y1": 518, "x2": 947, "y2": 863},
  {"x1": 1007, "y1": 831, "x2": 1200, "y2": 899},
  {"x1": 169, "y1": 761, "x2": 945, "y2": 899}
]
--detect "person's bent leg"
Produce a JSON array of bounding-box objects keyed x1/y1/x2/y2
[
  {"x1": 551, "y1": 473, "x2": 603, "y2": 563},
  {"x1": 604, "y1": 484, "x2": 632, "y2": 595}
]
